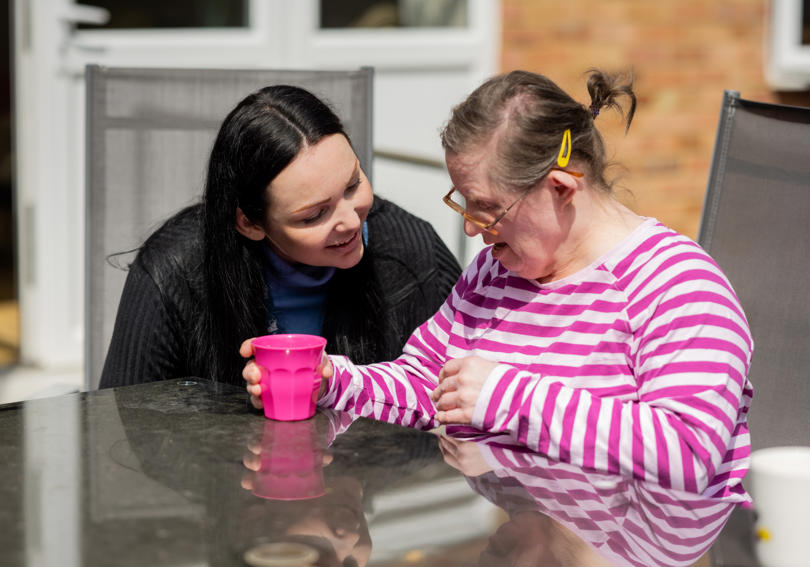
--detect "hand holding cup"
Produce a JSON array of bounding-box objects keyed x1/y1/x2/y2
[{"x1": 240, "y1": 334, "x2": 333, "y2": 420}]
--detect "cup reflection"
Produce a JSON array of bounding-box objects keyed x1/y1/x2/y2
[
  {"x1": 250, "y1": 419, "x2": 327, "y2": 501},
  {"x1": 240, "y1": 415, "x2": 371, "y2": 567}
]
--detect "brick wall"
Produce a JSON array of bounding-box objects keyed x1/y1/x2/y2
[{"x1": 500, "y1": 0, "x2": 807, "y2": 238}]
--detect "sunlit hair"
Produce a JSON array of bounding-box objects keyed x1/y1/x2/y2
[{"x1": 440, "y1": 69, "x2": 636, "y2": 193}]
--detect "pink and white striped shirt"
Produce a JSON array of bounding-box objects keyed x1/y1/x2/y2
[
  {"x1": 470, "y1": 440, "x2": 735, "y2": 566},
  {"x1": 321, "y1": 218, "x2": 753, "y2": 502}
]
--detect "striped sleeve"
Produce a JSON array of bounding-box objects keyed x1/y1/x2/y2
[
  {"x1": 317, "y1": 252, "x2": 483, "y2": 427},
  {"x1": 470, "y1": 238, "x2": 753, "y2": 495}
]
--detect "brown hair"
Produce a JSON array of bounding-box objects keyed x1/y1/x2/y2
[{"x1": 440, "y1": 69, "x2": 636, "y2": 193}]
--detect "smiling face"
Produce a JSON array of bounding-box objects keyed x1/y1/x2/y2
[
  {"x1": 243, "y1": 134, "x2": 373, "y2": 269},
  {"x1": 445, "y1": 146, "x2": 577, "y2": 282}
]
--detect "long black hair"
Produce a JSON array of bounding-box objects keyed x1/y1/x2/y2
[{"x1": 200, "y1": 85, "x2": 387, "y2": 383}]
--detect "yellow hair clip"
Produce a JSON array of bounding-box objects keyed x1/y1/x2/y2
[{"x1": 557, "y1": 129, "x2": 572, "y2": 168}]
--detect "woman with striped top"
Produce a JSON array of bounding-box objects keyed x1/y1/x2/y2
[{"x1": 243, "y1": 69, "x2": 753, "y2": 503}]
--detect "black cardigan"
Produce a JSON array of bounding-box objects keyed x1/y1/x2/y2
[{"x1": 100, "y1": 197, "x2": 461, "y2": 388}]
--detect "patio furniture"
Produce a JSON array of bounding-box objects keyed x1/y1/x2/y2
[{"x1": 699, "y1": 89, "x2": 810, "y2": 567}]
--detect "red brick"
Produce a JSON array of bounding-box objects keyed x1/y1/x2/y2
[{"x1": 499, "y1": 0, "x2": 794, "y2": 238}]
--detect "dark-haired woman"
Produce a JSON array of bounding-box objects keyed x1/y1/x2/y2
[
  {"x1": 244, "y1": 70, "x2": 754, "y2": 504},
  {"x1": 100, "y1": 85, "x2": 461, "y2": 388}
]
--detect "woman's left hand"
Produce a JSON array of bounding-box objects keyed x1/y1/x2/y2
[{"x1": 431, "y1": 356, "x2": 498, "y2": 424}]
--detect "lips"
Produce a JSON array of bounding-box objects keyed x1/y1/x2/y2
[
  {"x1": 327, "y1": 231, "x2": 359, "y2": 251},
  {"x1": 491, "y1": 242, "x2": 507, "y2": 258}
]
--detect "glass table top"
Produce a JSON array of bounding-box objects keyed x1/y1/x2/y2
[{"x1": 0, "y1": 379, "x2": 755, "y2": 566}]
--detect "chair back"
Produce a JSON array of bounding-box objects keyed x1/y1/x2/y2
[
  {"x1": 698, "y1": 90, "x2": 810, "y2": 450},
  {"x1": 85, "y1": 66, "x2": 374, "y2": 389}
]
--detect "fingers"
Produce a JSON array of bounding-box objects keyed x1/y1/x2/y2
[
  {"x1": 246, "y1": 382, "x2": 262, "y2": 398},
  {"x1": 240, "y1": 340, "x2": 263, "y2": 407},
  {"x1": 242, "y1": 451, "x2": 261, "y2": 472},
  {"x1": 433, "y1": 357, "x2": 464, "y2": 401},
  {"x1": 439, "y1": 435, "x2": 461, "y2": 454},
  {"x1": 438, "y1": 357, "x2": 463, "y2": 383},
  {"x1": 246, "y1": 439, "x2": 262, "y2": 454},
  {"x1": 239, "y1": 337, "x2": 256, "y2": 358},
  {"x1": 438, "y1": 435, "x2": 461, "y2": 461},
  {"x1": 240, "y1": 473, "x2": 254, "y2": 491},
  {"x1": 430, "y1": 375, "x2": 457, "y2": 402},
  {"x1": 244, "y1": 370, "x2": 262, "y2": 398},
  {"x1": 434, "y1": 408, "x2": 473, "y2": 425},
  {"x1": 315, "y1": 354, "x2": 333, "y2": 399},
  {"x1": 243, "y1": 360, "x2": 262, "y2": 385},
  {"x1": 321, "y1": 353, "x2": 334, "y2": 379},
  {"x1": 438, "y1": 437, "x2": 463, "y2": 471},
  {"x1": 434, "y1": 390, "x2": 460, "y2": 411},
  {"x1": 316, "y1": 355, "x2": 333, "y2": 381}
]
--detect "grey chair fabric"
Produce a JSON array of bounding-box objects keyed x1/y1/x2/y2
[
  {"x1": 698, "y1": 90, "x2": 810, "y2": 454},
  {"x1": 702, "y1": 92, "x2": 810, "y2": 566},
  {"x1": 85, "y1": 65, "x2": 374, "y2": 390}
]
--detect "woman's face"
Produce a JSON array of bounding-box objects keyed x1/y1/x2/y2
[
  {"x1": 261, "y1": 134, "x2": 373, "y2": 269},
  {"x1": 445, "y1": 148, "x2": 574, "y2": 282}
]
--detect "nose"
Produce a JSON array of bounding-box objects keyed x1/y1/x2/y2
[
  {"x1": 463, "y1": 218, "x2": 485, "y2": 238},
  {"x1": 335, "y1": 198, "x2": 363, "y2": 232}
]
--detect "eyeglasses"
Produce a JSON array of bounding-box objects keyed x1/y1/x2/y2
[{"x1": 442, "y1": 129, "x2": 583, "y2": 236}]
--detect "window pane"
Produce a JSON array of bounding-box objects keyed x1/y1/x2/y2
[
  {"x1": 320, "y1": 0, "x2": 468, "y2": 29},
  {"x1": 77, "y1": 0, "x2": 249, "y2": 30}
]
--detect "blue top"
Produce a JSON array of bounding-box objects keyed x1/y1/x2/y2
[
  {"x1": 262, "y1": 246, "x2": 335, "y2": 335},
  {"x1": 261, "y1": 222, "x2": 369, "y2": 335}
]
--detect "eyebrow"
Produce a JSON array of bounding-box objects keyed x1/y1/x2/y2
[
  {"x1": 465, "y1": 192, "x2": 499, "y2": 211},
  {"x1": 290, "y1": 161, "x2": 361, "y2": 214},
  {"x1": 291, "y1": 198, "x2": 330, "y2": 215},
  {"x1": 347, "y1": 161, "x2": 360, "y2": 184}
]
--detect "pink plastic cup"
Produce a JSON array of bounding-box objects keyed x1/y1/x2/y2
[
  {"x1": 252, "y1": 334, "x2": 327, "y2": 421},
  {"x1": 251, "y1": 420, "x2": 326, "y2": 501}
]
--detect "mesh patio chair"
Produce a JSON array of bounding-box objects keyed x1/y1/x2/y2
[
  {"x1": 85, "y1": 65, "x2": 374, "y2": 390},
  {"x1": 699, "y1": 91, "x2": 810, "y2": 567}
]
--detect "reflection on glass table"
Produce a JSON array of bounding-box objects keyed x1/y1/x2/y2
[
  {"x1": 439, "y1": 435, "x2": 731, "y2": 566},
  {"x1": 0, "y1": 379, "x2": 754, "y2": 566}
]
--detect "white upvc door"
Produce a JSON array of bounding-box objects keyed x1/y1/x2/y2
[
  {"x1": 13, "y1": 0, "x2": 498, "y2": 372},
  {"x1": 13, "y1": 0, "x2": 287, "y2": 371}
]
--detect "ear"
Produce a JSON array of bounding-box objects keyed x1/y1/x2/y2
[
  {"x1": 547, "y1": 169, "x2": 579, "y2": 208},
  {"x1": 235, "y1": 207, "x2": 266, "y2": 241}
]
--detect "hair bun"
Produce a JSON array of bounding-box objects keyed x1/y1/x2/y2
[{"x1": 585, "y1": 69, "x2": 636, "y2": 132}]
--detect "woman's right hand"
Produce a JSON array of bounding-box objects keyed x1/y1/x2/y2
[
  {"x1": 239, "y1": 338, "x2": 264, "y2": 409},
  {"x1": 239, "y1": 338, "x2": 334, "y2": 410}
]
